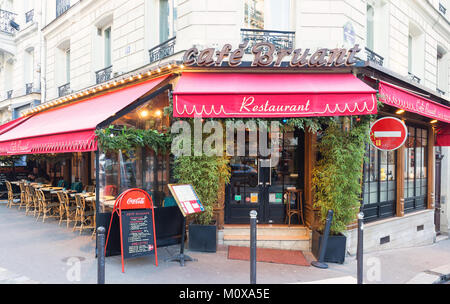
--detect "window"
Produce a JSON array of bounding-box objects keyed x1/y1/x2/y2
[
  {"x1": 65, "y1": 49, "x2": 70, "y2": 84},
  {"x1": 56, "y1": 0, "x2": 71, "y2": 18},
  {"x1": 244, "y1": 0, "x2": 291, "y2": 31},
  {"x1": 437, "y1": 46, "x2": 448, "y2": 95},
  {"x1": 159, "y1": 0, "x2": 176, "y2": 43},
  {"x1": 366, "y1": 4, "x2": 374, "y2": 50},
  {"x1": 104, "y1": 27, "x2": 112, "y2": 68},
  {"x1": 408, "y1": 22, "x2": 425, "y2": 81},
  {"x1": 404, "y1": 126, "x2": 428, "y2": 213},
  {"x1": 362, "y1": 144, "x2": 397, "y2": 222}
]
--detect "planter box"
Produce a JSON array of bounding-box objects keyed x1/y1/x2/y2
[
  {"x1": 188, "y1": 224, "x2": 217, "y2": 253},
  {"x1": 312, "y1": 230, "x2": 347, "y2": 264}
]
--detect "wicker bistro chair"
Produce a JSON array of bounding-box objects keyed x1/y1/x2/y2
[
  {"x1": 55, "y1": 191, "x2": 66, "y2": 226},
  {"x1": 58, "y1": 191, "x2": 77, "y2": 228},
  {"x1": 31, "y1": 186, "x2": 42, "y2": 218},
  {"x1": 36, "y1": 189, "x2": 59, "y2": 223},
  {"x1": 24, "y1": 184, "x2": 36, "y2": 216},
  {"x1": 73, "y1": 194, "x2": 96, "y2": 238},
  {"x1": 5, "y1": 181, "x2": 21, "y2": 208},
  {"x1": 18, "y1": 182, "x2": 27, "y2": 210}
]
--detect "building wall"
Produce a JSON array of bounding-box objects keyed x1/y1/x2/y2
[{"x1": 0, "y1": 0, "x2": 42, "y2": 123}]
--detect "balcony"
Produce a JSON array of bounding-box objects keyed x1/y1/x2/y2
[
  {"x1": 25, "y1": 83, "x2": 34, "y2": 95},
  {"x1": 439, "y1": 3, "x2": 447, "y2": 15},
  {"x1": 58, "y1": 83, "x2": 71, "y2": 97},
  {"x1": 56, "y1": 0, "x2": 71, "y2": 18},
  {"x1": 25, "y1": 9, "x2": 34, "y2": 23},
  {"x1": 408, "y1": 72, "x2": 421, "y2": 84},
  {"x1": 0, "y1": 9, "x2": 17, "y2": 34},
  {"x1": 436, "y1": 88, "x2": 446, "y2": 96},
  {"x1": 240, "y1": 28, "x2": 295, "y2": 54},
  {"x1": 95, "y1": 66, "x2": 113, "y2": 84},
  {"x1": 148, "y1": 37, "x2": 176, "y2": 64},
  {"x1": 365, "y1": 47, "x2": 384, "y2": 66}
]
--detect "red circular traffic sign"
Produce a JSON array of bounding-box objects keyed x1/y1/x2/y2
[{"x1": 370, "y1": 117, "x2": 408, "y2": 151}]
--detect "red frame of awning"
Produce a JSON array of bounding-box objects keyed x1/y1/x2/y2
[
  {"x1": 173, "y1": 72, "x2": 378, "y2": 118},
  {"x1": 0, "y1": 76, "x2": 168, "y2": 156}
]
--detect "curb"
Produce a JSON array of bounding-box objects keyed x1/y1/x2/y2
[{"x1": 406, "y1": 264, "x2": 450, "y2": 284}]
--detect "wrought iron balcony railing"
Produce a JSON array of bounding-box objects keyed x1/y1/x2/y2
[
  {"x1": 439, "y1": 3, "x2": 447, "y2": 15},
  {"x1": 6, "y1": 90, "x2": 13, "y2": 99},
  {"x1": 240, "y1": 28, "x2": 295, "y2": 54},
  {"x1": 408, "y1": 72, "x2": 421, "y2": 84},
  {"x1": 149, "y1": 37, "x2": 176, "y2": 64},
  {"x1": 25, "y1": 9, "x2": 34, "y2": 23},
  {"x1": 58, "y1": 83, "x2": 71, "y2": 97},
  {"x1": 0, "y1": 9, "x2": 17, "y2": 34},
  {"x1": 95, "y1": 66, "x2": 113, "y2": 84},
  {"x1": 25, "y1": 83, "x2": 33, "y2": 95},
  {"x1": 365, "y1": 47, "x2": 384, "y2": 66},
  {"x1": 56, "y1": 0, "x2": 71, "y2": 18},
  {"x1": 436, "y1": 88, "x2": 446, "y2": 95}
]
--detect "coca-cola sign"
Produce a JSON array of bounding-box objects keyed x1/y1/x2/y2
[{"x1": 119, "y1": 190, "x2": 152, "y2": 210}]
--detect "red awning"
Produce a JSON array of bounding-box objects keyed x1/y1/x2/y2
[
  {"x1": 173, "y1": 72, "x2": 378, "y2": 118},
  {"x1": 0, "y1": 76, "x2": 168, "y2": 155},
  {"x1": 378, "y1": 81, "x2": 450, "y2": 124},
  {"x1": 436, "y1": 124, "x2": 450, "y2": 146}
]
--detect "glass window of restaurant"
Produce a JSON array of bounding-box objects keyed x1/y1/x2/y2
[
  {"x1": 97, "y1": 90, "x2": 174, "y2": 213},
  {"x1": 404, "y1": 125, "x2": 428, "y2": 213},
  {"x1": 362, "y1": 144, "x2": 397, "y2": 222}
]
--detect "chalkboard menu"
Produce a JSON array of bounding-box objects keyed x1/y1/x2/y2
[
  {"x1": 105, "y1": 188, "x2": 158, "y2": 273},
  {"x1": 121, "y1": 210, "x2": 155, "y2": 259}
]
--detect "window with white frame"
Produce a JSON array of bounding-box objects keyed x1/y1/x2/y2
[
  {"x1": 408, "y1": 22, "x2": 425, "y2": 82},
  {"x1": 55, "y1": 39, "x2": 70, "y2": 94},
  {"x1": 437, "y1": 45, "x2": 448, "y2": 95},
  {"x1": 243, "y1": 0, "x2": 291, "y2": 31},
  {"x1": 159, "y1": 0, "x2": 176, "y2": 43}
]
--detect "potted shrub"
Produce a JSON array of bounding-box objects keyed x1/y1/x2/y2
[
  {"x1": 311, "y1": 119, "x2": 370, "y2": 264},
  {"x1": 174, "y1": 154, "x2": 230, "y2": 253}
]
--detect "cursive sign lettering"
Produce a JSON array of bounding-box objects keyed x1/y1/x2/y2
[{"x1": 183, "y1": 43, "x2": 361, "y2": 68}]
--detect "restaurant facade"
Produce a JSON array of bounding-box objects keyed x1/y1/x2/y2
[{"x1": 0, "y1": 39, "x2": 449, "y2": 255}]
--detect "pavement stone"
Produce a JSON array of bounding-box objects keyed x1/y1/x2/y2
[{"x1": 1, "y1": 203, "x2": 450, "y2": 284}]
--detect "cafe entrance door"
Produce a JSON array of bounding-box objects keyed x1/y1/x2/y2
[{"x1": 225, "y1": 129, "x2": 304, "y2": 224}]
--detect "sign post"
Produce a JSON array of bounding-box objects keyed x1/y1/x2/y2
[
  {"x1": 166, "y1": 184, "x2": 206, "y2": 266},
  {"x1": 105, "y1": 189, "x2": 158, "y2": 273},
  {"x1": 370, "y1": 117, "x2": 408, "y2": 151}
]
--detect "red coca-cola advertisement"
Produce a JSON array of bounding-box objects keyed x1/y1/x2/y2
[{"x1": 105, "y1": 188, "x2": 158, "y2": 273}]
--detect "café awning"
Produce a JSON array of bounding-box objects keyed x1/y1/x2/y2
[
  {"x1": 436, "y1": 124, "x2": 450, "y2": 146},
  {"x1": 173, "y1": 72, "x2": 378, "y2": 118},
  {"x1": 378, "y1": 80, "x2": 450, "y2": 124},
  {"x1": 0, "y1": 76, "x2": 168, "y2": 155}
]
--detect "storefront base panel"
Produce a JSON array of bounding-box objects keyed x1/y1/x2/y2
[
  {"x1": 219, "y1": 225, "x2": 311, "y2": 252},
  {"x1": 345, "y1": 210, "x2": 436, "y2": 255}
]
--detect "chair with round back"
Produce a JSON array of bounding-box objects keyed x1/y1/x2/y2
[
  {"x1": 18, "y1": 182, "x2": 26, "y2": 210},
  {"x1": 5, "y1": 181, "x2": 20, "y2": 208},
  {"x1": 62, "y1": 191, "x2": 77, "y2": 229},
  {"x1": 37, "y1": 189, "x2": 59, "y2": 223}
]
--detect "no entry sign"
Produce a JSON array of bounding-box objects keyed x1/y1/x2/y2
[{"x1": 370, "y1": 117, "x2": 408, "y2": 151}]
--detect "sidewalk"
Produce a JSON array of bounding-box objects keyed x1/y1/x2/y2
[{"x1": 1, "y1": 202, "x2": 449, "y2": 284}]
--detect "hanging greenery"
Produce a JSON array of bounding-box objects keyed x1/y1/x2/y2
[
  {"x1": 95, "y1": 125, "x2": 171, "y2": 155},
  {"x1": 312, "y1": 116, "x2": 372, "y2": 235}
]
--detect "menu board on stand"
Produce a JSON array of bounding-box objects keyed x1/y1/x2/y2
[
  {"x1": 105, "y1": 188, "x2": 158, "y2": 273},
  {"x1": 166, "y1": 184, "x2": 205, "y2": 266}
]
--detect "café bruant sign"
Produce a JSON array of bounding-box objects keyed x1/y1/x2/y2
[{"x1": 182, "y1": 41, "x2": 362, "y2": 67}]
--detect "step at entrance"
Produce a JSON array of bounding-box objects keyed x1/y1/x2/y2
[{"x1": 221, "y1": 224, "x2": 311, "y2": 251}]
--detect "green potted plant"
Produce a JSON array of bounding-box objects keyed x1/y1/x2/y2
[
  {"x1": 174, "y1": 154, "x2": 230, "y2": 252},
  {"x1": 311, "y1": 118, "x2": 370, "y2": 264}
]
